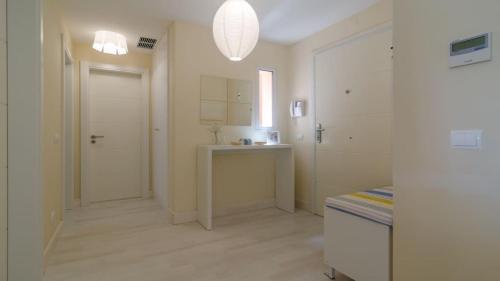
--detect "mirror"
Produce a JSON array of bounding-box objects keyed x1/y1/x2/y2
[{"x1": 200, "y1": 75, "x2": 253, "y2": 126}]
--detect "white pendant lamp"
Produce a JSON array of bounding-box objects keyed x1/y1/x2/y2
[
  {"x1": 213, "y1": 0, "x2": 259, "y2": 62},
  {"x1": 93, "y1": 30, "x2": 128, "y2": 55}
]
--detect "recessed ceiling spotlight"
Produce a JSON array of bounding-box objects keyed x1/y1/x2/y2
[{"x1": 92, "y1": 30, "x2": 128, "y2": 55}]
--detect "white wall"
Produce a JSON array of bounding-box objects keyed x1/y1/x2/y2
[
  {"x1": 393, "y1": 0, "x2": 500, "y2": 280},
  {"x1": 151, "y1": 32, "x2": 169, "y2": 210},
  {"x1": 42, "y1": 0, "x2": 65, "y2": 252}
]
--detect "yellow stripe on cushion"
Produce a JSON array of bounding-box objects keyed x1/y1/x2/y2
[{"x1": 351, "y1": 193, "x2": 393, "y2": 206}]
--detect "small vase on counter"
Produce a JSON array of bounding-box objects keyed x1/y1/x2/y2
[{"x1": 208, "y1": 124, "x2": 224, "y2": 145}]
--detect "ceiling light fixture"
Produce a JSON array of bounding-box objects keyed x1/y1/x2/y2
[
  {"x1": 213, "y1": 0, "x2": 259, "y2": 62},
  {"x1": 92, "y1": 30, "x2": 128, "y2": 55}
]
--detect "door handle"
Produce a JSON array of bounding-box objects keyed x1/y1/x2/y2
[{"x1": 316, "y1": 123, "x2": 325, "y2": 144}]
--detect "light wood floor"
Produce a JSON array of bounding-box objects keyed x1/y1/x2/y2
[{"x1": 43, "y1": 199, "x2": 352, "y2": 281}]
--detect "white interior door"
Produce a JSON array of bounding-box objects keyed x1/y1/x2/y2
[
  {"x1": 314, "y1": 26, "x2": 393, "y2": 215},
  {"x1": 151, "y1": 36, "x2": 168, "y2": 209},
  {"x1": 87, "y1": 69, "x2": 144, "y2": 203}
]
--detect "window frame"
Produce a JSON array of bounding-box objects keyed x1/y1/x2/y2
[{"x1": 255, "y1": 67, "x2": 277, "y2": 130}]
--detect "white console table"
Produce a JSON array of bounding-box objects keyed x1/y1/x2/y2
[{"x1": 197, "y1": 144, "x2": 295, "y2": 230}]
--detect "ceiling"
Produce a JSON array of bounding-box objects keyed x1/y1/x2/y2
[{"x1": 62, "y1": 0, "x2": 379, "y2": 53}]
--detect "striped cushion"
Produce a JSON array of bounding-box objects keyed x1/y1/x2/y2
[{"x1": 325, "y1": 187, "x2": 394, "y2": 226}]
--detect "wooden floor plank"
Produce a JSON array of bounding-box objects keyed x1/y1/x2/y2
[{"x1": 43, "y1": 199, "x2": 352, "y2": 281}]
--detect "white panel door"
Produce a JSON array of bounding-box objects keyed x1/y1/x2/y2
[
  {"x1": 314, "y1": 27, "x2": 393, "y2": 215},
  {"x1": 87, "y1": 70, "x2": 143, "y2": 202},
  {"x1": 151, "y1": 36, "x2": 168, "y2": 209}
]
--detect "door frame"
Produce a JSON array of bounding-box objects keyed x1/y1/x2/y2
[
  {"x1": 80, "y1": 61, "x2": 150, "y2": 206},
  {"x1": 311, "y1": 22, "x2": 393, "y2": 214},
  {"x1": 61, "y1": 34, "x2": 74, "y2": 212}
]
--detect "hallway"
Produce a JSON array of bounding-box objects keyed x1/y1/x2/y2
[{"x1": 43, "y1": 200, "x2": 348, "y2": 281}]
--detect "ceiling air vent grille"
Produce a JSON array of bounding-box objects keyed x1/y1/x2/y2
[{"x1": 137, "y1": 37, "x2": 157, "y2": 49}]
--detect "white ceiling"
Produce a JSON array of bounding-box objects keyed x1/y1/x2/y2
[{"x1": 62, "y1": 0, "x2": 379, "y2": 53}]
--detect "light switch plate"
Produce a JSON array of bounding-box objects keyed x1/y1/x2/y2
[{"x1": 451, "y1": 130, "x2": 482, "y2": 149}]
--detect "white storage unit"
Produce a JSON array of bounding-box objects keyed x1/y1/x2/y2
[
  {"x1": 324, "y1": 187, "x2": 393, "y2": 281},
  {"x1": 324, "y1": 206, "x2": 392, "y2": 281}
]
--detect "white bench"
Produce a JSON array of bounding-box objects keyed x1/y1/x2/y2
[{"x1": 324, "y1": 187, "x2": 393, "y2": 281}]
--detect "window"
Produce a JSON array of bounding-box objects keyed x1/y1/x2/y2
[{"x1": 258, "y1": 69, "x2": 275, "y2": 129}]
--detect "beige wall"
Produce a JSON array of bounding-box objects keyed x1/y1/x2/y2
[
  {"x1": 168, "y1": 21, "x2": 290, "y2": 216},
  {"x1": 42, "y1": 0, "x2": 74, "y2": 250},
  {"x1": 393, "y1": 0, "x2": 500, "y2": 279},
  {"x1": 72, "y1": 42, "x2": 152, "y2": 199},
  {"x1": 287, "y1": 0, "x2": 393, "y2": 211}
]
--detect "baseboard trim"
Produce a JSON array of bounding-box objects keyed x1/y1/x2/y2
[
  {"x1": 214, "y1": 200, "x2": 276, "y2": 217},
  {"x1": 168, "y1": 209, "x2": 197, "y2": 224},
  {"x1": 295, "y1": 199, "x2": 311, "y2": 212},
  {"x1": 43, "y1": 221, "x2": 63, "y2": 264},
  {"x1": 72, "y1": 199, "x2": 81, "y2": 209},
  {"x1": 143, "y1": 189, "x2": 153, "y2": 199}
]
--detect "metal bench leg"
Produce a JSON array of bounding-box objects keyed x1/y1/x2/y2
[{"x1": 324, "y1": 268, "x2": 336, "y2": 280}]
